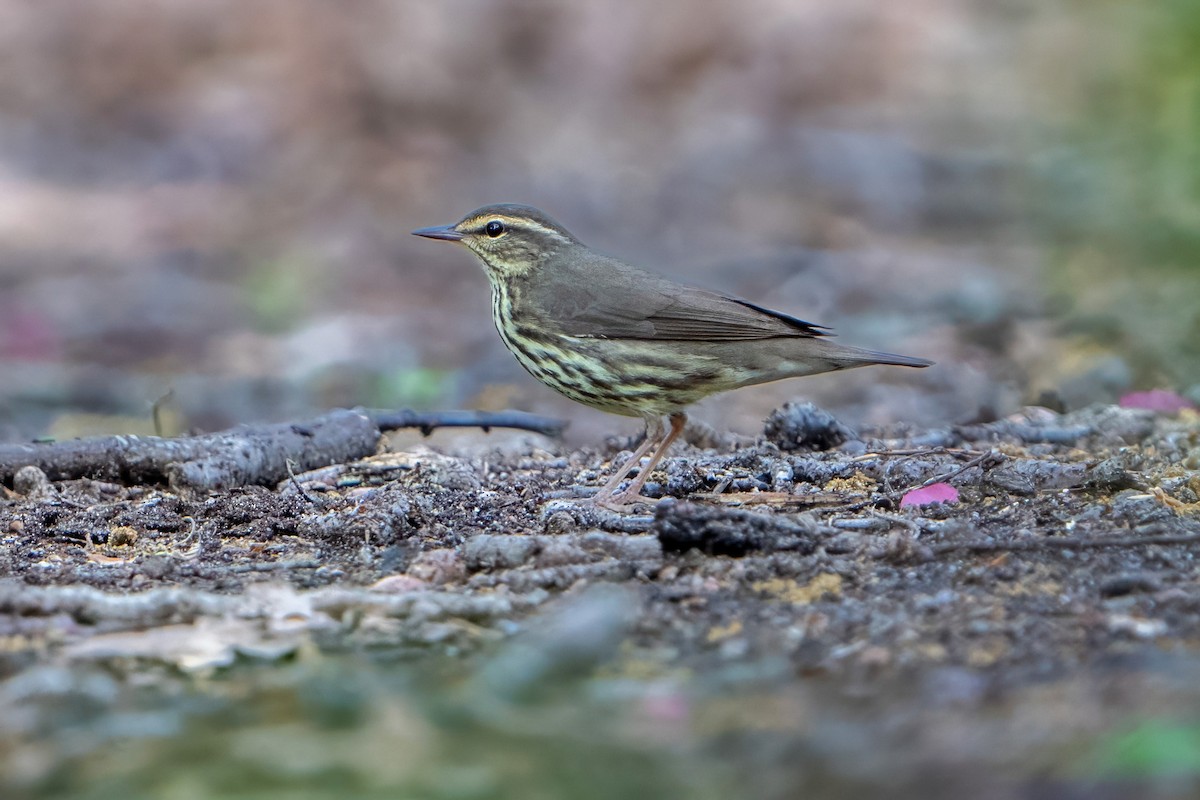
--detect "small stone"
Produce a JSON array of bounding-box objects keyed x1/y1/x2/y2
[
  {"x1": 1109, "y1": 491, "x2": 1174, "y2": 525},
  {"x1": 1099, "y1": 573, "x2": 1162, "y2": 598},
  {"x1": 534, "y1": 537, "x2": 591, "y2": 568},
  {"x1": 423, "y1": 457, "x2": 482, "y2": 490},
  {"x1": 461, "y1": 534, "x2": 538, "y2": 571},
  {"x1": 763, "y1": 402, "x2": 854, "y2": 452},
  {"x1": 544, "y1": 511, "x2": 578, "y2": 535},
  {"x1": 664, "y1": 459, "x2": 705, "y2": 496},
  {"x1": 823, "y1": 532, "x2": 862, "y2": 555},
  {"x1": 1106, "y1": 613, "x2": 1167, "y2": 639},
  {"x1": 838, "y1": 439, "x2": 868, "y2": 457},
  {"x1": 13, "y1": 466, "x2": 52, "y2": 497},
  {"x1": 408, "y1": 549, "x2": 465, "y2": 585},
  {"x1": 139, "y1": 555, "x2": 176, "y2": 580},
  {"x1": 581, "y1": 531, "x2": 663, "y2": 562},
  {"x1": 1079, "y1": 406, "x2": 1156, "y2": 445},
  {"x1": 1087, "y1": 458, "x2": 1143, "y2": 492},
  {"x1": 108, "y1": 526, "x2": 138, "y2": 547},
  {"x1": 369, "y1": 574, "x2": 428, "y2": 593}
]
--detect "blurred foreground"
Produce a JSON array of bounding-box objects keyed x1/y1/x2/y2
[{"x1": 8, "y1": 641, "x2": 1200, "y2": 800}]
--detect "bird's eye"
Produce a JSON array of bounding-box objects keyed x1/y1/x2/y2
[{"x1": 485, "y1": 220, "x2": 505, "y2": 238}]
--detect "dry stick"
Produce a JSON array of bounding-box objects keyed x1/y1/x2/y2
[
  {"x1": 887, "y1": 421, "x2": 1095, "y2": 448},
  {"x1": 0, "y1": 409, "x2": 380, "y2": 490},
  {"x1": 367, "y1": 409, "x2": 564, "y2": 438},
  {"x1": 228, "y1": 560, "x2": 323, "y2": 574},
  {"x1": 914, "y1": 449, "x2": 1006, "y2": 490},
  {"x1": 0, "y1": 408, "x2": 565, "y2": 492},
  {"x1": 925, "y1": 528, "x2": 1200, "y2": 557},
  {"x1": 285, "y1": 458, "x2": 322, "y2": 505},
  {"x1": 868, "y1": 509, "x2": 922, "y2": 535},
  {"x1": 850, "y1": 446, "x2": 988, "y2": 462},
  {"x1": 955, "y1": 422, "x2": 1094, "y2": 446}
]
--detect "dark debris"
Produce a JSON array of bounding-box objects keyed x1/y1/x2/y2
[{"x1": 0, "y1": 403, "x2": 1196, "y2": 685}]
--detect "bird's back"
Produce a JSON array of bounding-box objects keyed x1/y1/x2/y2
[{"x1": 522, "y1": 249, "x2": 829, "y2": 342}]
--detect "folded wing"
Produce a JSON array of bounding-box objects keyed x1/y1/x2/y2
[{"x1": 527, "y1": 252, "x2": 829, "y2": 341}]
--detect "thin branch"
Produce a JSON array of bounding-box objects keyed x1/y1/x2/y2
[
  {"x1": 911, "y1": 449, "x2": 1005, "y2": 491},
  {"x1": 0, "y1": 408, "x2": 380, "y2": 491},
  {"x1": 366, "y1": 409, "x2": 565, "y2": 438},
  {"x1": 925, "y1": 529, "x2": 1200, "y2": 558},
  {"x1": 0, "y1": 407, "x2": 566, "y2": 492}
]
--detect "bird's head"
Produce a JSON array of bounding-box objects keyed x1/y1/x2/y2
[{"x1": 412, "y1": 204, "x2": 581, "y2": 279}]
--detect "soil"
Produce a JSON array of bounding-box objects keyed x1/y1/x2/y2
[{"x1": 2, "y1": 401, "x2": 1199, "y2": 799}]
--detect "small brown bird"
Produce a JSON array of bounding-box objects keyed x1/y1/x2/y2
[{"x1": 414, "y1": 204, "x2": 931, "y2": 507}]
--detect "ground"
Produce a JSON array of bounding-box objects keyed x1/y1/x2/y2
[{"x1": 1, "y1": 402, "x2": 1198, "y2": 799}]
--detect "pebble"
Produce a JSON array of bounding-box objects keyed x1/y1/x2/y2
[
  {"x1": 462, "y1": 533, "x2": 538, "y2": 570},
  {"x1": 763, "y1": 402, "x2": 855, "y2": 452}
]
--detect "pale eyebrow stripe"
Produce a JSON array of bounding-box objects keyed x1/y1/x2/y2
[{"x1": 464, "y1": 216, "x2": 574, "y2": 246}]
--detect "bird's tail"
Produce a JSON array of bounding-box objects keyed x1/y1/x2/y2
[{"x1": 814, "y1": 340, "x2": 934, "y2": 369}]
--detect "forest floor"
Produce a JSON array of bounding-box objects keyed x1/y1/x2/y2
[{"x1": 1, "y1": 401, "x2": 1198, "y2": 799}]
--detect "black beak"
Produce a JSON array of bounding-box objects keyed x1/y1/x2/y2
[{"x1": 412, "y1": 225, "x2": 464, "y2": 242}]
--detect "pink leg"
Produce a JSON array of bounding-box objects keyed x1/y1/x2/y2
[
  {"x1": 605, "y1": 412, "x2": 687, "y2": 507},
  {"x1": 590, "y1": 417, "x2": 663, "y2": 506}
]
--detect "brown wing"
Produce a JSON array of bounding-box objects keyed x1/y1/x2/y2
[{"x1": 525, "y1": 251, "x2": 829, "y2": 341}]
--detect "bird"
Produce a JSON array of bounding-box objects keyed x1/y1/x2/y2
[{"x1": 413, "y1": 204, "x2": 932, "y2": 507}]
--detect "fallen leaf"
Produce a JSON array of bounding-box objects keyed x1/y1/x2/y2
[
  {"x1": 900, "y1": 482, "x2": 959, "y2": 508},
  {"x1": 1119, "y1": 389, "x2": 1196, "y2": 414}
]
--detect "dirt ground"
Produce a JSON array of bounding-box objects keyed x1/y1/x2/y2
[{"x1": 1, "y1": 401, "x2": 1198, "y2": 798}]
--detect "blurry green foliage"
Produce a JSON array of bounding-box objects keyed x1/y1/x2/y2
[
  {"x1": 1035, "y1": 0, "x2": 1200, "y2": 388},
  {"x1": 1086, "y1": 719, "x2": 1200, "y2": 780},
  {"x1": 375, "y1": 367, "x2": 452, "y2": 409},
  {"x1": 241, "y1": 254, "x2": 319, "y2": 333},
  {"x1": 306, "y1": 366, "x2": 453, "y2": 411},
  {"x1": 1046, "y1": 0, "x2": 1200, "y2": 265}
]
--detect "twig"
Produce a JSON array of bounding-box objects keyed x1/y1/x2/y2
[
  {"x1": 955, "y1": 422, "x2": 1094, "y2": 445},
  {"x1": 850, "y1": 447, "x2": 986, "y2": 462},
  {"x1": 286, "y1": 458, "x2": 320, "y2": 505},
  {"x1": 367, "y1": 409, "x2": 565, "y2": 438},
  {"x1": 0, "y1": 408, "x2": 380, "y2": 491},
  {"x1": 170, "y1": 517, "x2": 203, "y2": 560},
  {"x1": 869, "y1": 510, "x2": 923, "y2": 535},
  {"x1": 911, "y1": 449, "x2": 1004, "y2": 492},
  {"x1": 227, "y1": 560, "x2": 322, "y2": 573},
  {"x1": 925, "y1": 529, "x2": 1200, "y2": 558},
  {"x1": 152, "y1": 389, "x2": 176, "y2": 438},
  {"x1": 0, "y1": 407, "x2": 566, "y2": 492}
]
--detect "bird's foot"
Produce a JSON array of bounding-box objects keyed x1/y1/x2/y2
[
  {"x1": 593, "y1": 490, "x2": 664, "y2": 512},
  {"x1": 544, "y1": 484, "x2": 664, "y2": 511}
]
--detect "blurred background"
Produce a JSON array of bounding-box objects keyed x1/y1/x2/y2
[{"x1": 1, "y1": 0, "x2": 1197, "y2": 443}]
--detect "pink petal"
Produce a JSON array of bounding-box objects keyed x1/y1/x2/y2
[
  {"x1": 900, "y1": 482, "x2": 959, "y2": 508},
  {"x1": 1119, "y1": 389, "x2": 1196, "y2": 414},
  {"x1": 640, "y1": 692, "x2": 690, "y2": 723},
  {"x1": 0, "y1": 309, "x2": 60, "y2": 360}
]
